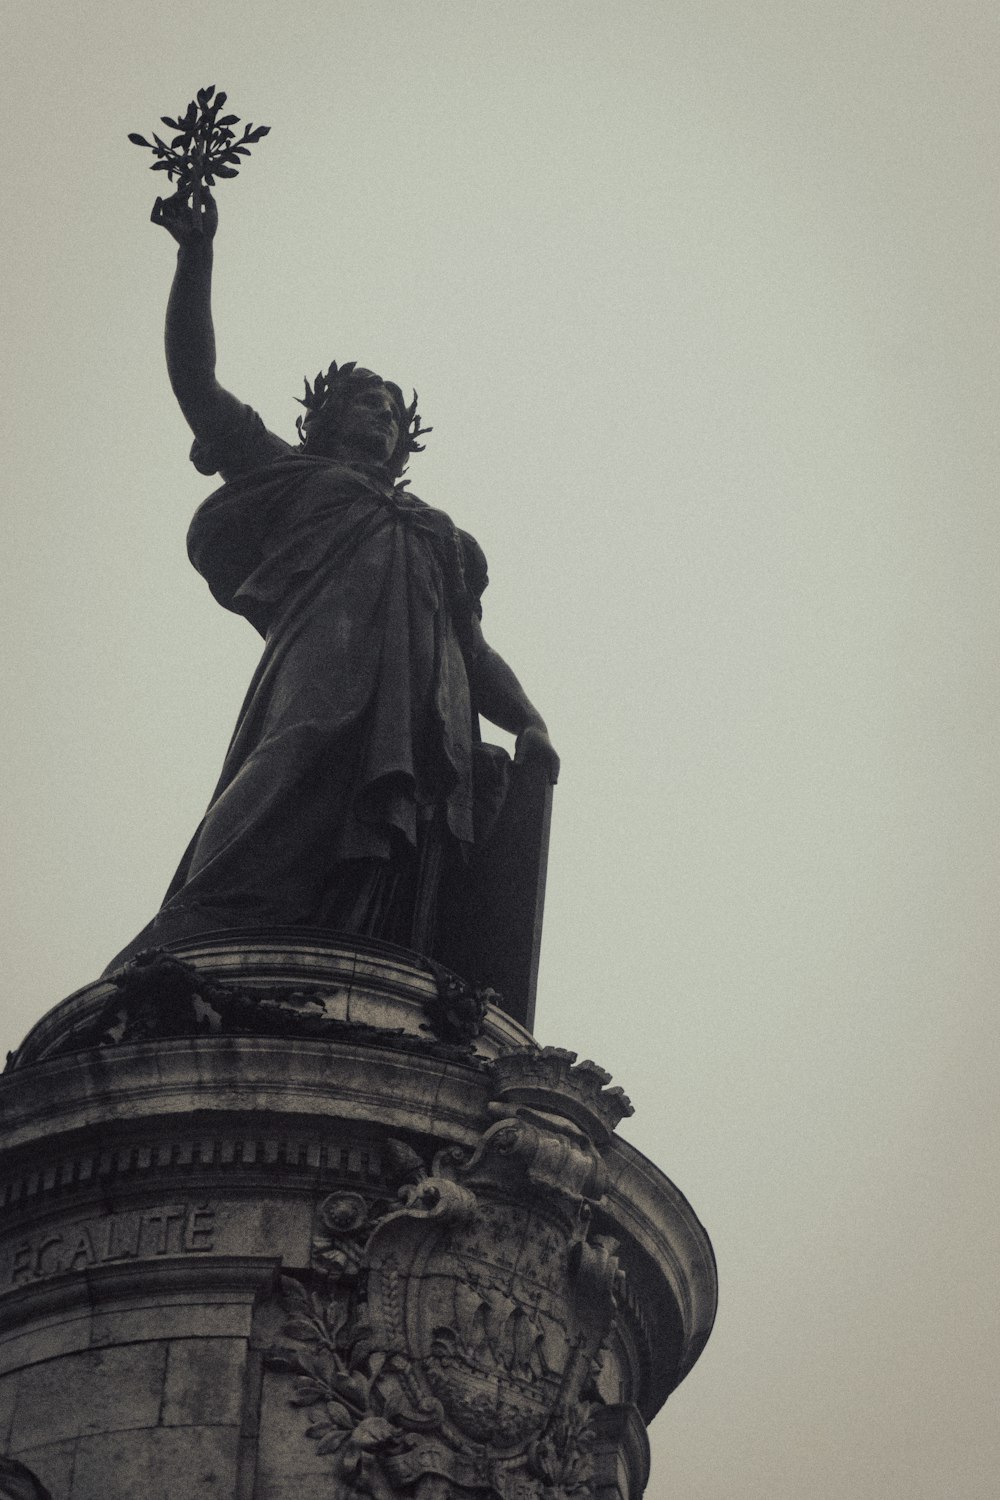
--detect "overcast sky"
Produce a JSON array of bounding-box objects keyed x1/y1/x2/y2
[{"x1": 2, "y1": 3, "x2": 998, "y2": 1496}]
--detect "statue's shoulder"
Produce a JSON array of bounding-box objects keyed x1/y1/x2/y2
[
  {"x1": 457, "y1": 527, "x2": 489, "y2": 598},
  {"x1": 190, "y1": 403, "x2": 293, "y2": 482}
]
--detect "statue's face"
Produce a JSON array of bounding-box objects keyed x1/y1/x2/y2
[{"x1": 304, "y1": 376, "x2": 400, "y2": 465}]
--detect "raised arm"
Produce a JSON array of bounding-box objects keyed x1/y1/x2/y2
[
  {"x1": 152, "y1": 189, "x2": 246, "y2": 444},
  {"x1": 468, "y1": 618, "x2": 560, "y2": 783}
]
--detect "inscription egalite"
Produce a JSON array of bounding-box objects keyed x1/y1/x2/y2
[{"x1": 5, "y1": 1202, "x2": 215, "y2": 1287}]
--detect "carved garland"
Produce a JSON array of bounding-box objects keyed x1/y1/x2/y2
[{"x1": 7, "y1": 949, "x2": 497, "y2": 1071}]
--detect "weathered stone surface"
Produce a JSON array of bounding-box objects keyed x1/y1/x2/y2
[
  {"x1": 70, "y1": 1425, "x2": 240, "y2": 1500},
  {"x1": 254, "y1": 1381, "x2": 337, "y2": 1500},
  {"x1": 0, "y1": 1311, "x2": 92, "y2": 1379},
  {"x1": 8, "y1": 1440, "x2": 75, "y2": 1500},
  {"x1": 0, "y1": 939, "x2": 715, "y2": 1498},
  {"x1": 161, "y1": 1338, "x2": 246, "y2": 1426},
  {"x1": 9, "y1": 1345, "x2": 168, "y2": 1450},
  {"x1": 89, "y1": 1297, "x2": 253, "y2": 1350}
]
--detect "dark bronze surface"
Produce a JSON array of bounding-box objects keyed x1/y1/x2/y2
[{"x1": 110, "y1": 169, "x2": 558, "y2": 1023}]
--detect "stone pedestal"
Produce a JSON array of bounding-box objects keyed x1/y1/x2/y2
[{"x1": 0, "y1": 934, "x2": 715, "y2": 1500}]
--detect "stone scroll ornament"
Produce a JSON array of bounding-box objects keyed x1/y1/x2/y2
[
  {"x1": 128, "y1": 85, "x2": 269, "y2": 216},
  {"x1": 265, "y1": 1060, "x2": 631, "y2": 1500}
]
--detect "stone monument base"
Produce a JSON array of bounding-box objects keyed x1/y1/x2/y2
[{"x1": 0, "y1": 933, "x2": 715, "y2": 1500}]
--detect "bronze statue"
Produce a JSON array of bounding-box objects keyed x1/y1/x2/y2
[{"x1": 107, "y1": 182, "x2": 558, "y2": 974}]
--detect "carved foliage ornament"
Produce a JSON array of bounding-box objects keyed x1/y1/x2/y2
[{"x1": 266, "y1": 1112, "x2": 623, "y2": 1500}]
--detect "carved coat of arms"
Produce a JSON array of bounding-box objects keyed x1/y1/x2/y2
[{"x1": 266, "y1": 1077, "x2": 628, "y2": 1500}]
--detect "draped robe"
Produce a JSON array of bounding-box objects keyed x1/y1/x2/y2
[{"x1": 106, "y1": 407, "x2": 507, "y2": 969}]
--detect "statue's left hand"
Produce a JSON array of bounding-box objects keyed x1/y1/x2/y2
[{"x1": 514, "y1": 725, "x2": 560, "y2": 785}]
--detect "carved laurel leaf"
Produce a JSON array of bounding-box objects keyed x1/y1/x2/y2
[
  {"x1": 301, "y1": 1349, "x2": 338, "y2": 1382},
  {"x1": 291, "y1": 1376, "x2": 328, "y2": 1406},
  {"x1": 328, "y1": 1370, "x2": 366, "y2": 1407},
  {"x1": 324, "y1": 1401, "x2": 354, "y2": 1429},
  {"x1": 278, "y1": 1273, "x2": 310, "y2": 1309},
  {"x1": 315, "y1": 1430, "x2": 349, "y2": 1456},
  {"x1": 283, "y1": 1315, "x2": 323, "y2": 1344},
  {"x1": 340, "y1": 1327, "x2": 373, "y2": 1370},
  {"x1": 322, "y1": 1295, "x2": 350, "y2": 1343}
]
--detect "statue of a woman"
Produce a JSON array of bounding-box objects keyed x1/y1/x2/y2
[{"x1": 108, "y1": 189, "x2": 558, "y2": 970}]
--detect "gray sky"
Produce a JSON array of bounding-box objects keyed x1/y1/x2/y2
[{"x1": 2, "y1": 3, "x2": 998, "y2": 1496}]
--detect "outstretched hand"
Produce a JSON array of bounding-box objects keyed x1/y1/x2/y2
[
  {"x1": 514, "y1": 724, "x2": 560, "y2": 785},
  {"x1": 151, "y1": 187, "x2": 218, "y2": 245}
]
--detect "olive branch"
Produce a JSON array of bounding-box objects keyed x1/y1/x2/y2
[{"x1": 128, "y1": 84, "x2": 269, "y2": 196}]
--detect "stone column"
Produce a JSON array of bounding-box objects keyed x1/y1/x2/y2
[{"x1": 0, "y1": 935, "x2": 715, "y2": 1500}]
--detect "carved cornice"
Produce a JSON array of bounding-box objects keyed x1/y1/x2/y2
[
  {"x1": 6, "y1": 930, "x2": 534, "y2": 1073},
  {"x1": 0, "y1": 1255, "x2": 278, "y2": 1339},
  {"x1": 7, "y1": 949, "x2": 489, "y2": 1072},
  {"x1": 0, "y1": 1035, "x2": 494, "y2": 1161},
  {"x1": 0, "y1": 1129, "x2": 395, "y2": 1216},
  {"x1": 598, "y1": 1134, "x2": 718, "y2": 1408},
  {"x1": 590, "y1": 1404, "x2": 651, "y2": 1500}
]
